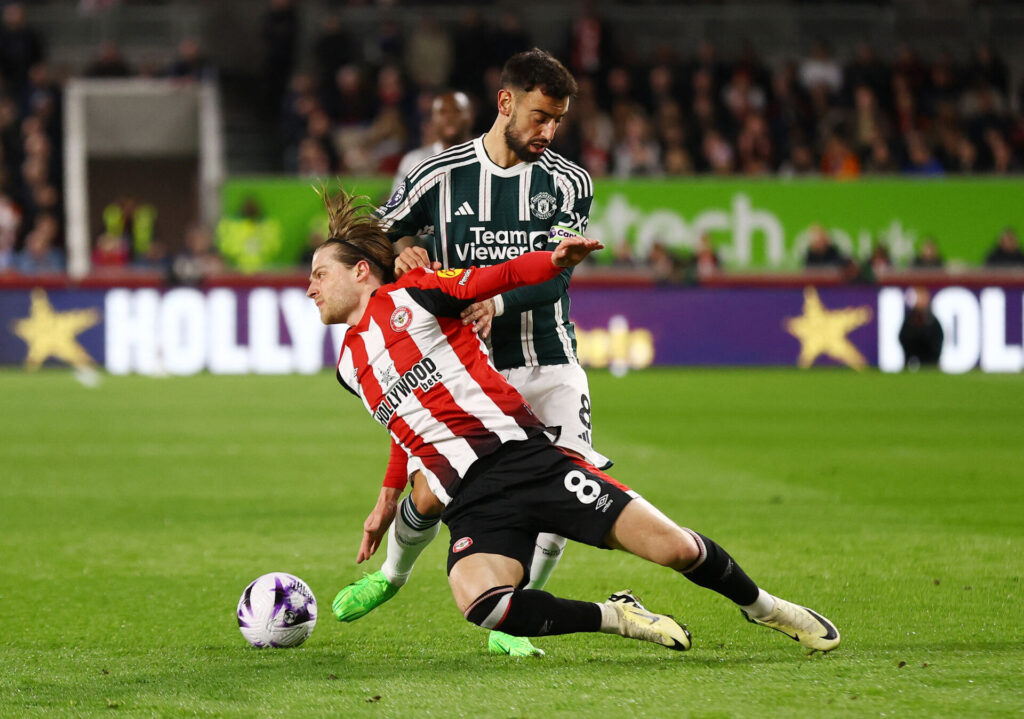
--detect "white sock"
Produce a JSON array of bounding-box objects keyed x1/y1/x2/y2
[
  {"x1": 380, "y1": 496, "x2": 441, "y2": 587},
  {"x1": 525, "y1": 533, "x2": 567, "y2": 590},
  {"x1": 740, "y1": 589, "x2": 777, "y2": 620},
  {"x1": 598, "y1": 602, "x2": 621, "y2": 634}
]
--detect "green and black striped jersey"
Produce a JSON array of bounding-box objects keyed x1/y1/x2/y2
[{"x1": 376, "y1": 136, "x2": 593, "y2": 371}]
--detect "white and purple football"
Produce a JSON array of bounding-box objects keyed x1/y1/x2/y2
[{"x1": 237, "y1": 572, "x2": 317, "y2": 648}]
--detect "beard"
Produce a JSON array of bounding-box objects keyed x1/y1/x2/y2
[{"x1": 504, "y1": 112, "x2": 547, "y2": 163}]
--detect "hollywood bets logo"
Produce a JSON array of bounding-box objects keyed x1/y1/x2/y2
[{"x1": 372, "y1": 357, "x2": 443, "y2": 426}]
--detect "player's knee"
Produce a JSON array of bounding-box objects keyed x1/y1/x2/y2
[
  {"x1": 463, "y1": 585, "x2": 514, "y2": 629},
  {"x1": 658, "y1": 527, "x2": 703, "y2": 571}
]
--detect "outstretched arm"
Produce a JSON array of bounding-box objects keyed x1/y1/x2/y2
[{"x1": 433, "y1": 235, "x2": 603, "y2": 302}]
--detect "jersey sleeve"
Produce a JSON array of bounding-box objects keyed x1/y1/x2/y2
[
  {"x1": 496, "y1": 174, "x2": 593, "y2": 316},
  {"x1": 376, "y1": 173, "x2": 436, "y2": 243},
  {"x1": 401, "y1": 252, "x2": 562, "y2": 317},
  {"x1": 382, "y1": 438, "x2": 409, "y2": 490}
]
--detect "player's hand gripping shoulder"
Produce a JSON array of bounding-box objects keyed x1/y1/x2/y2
[
  {"x1": 551, "y1": 235, "x2": 604, "y2": 267},
  {"x1": 394, "y1": 245, "x2": 441, "y2": 278},
  {"x1": 460, "y1": 299, "x2": 496, "y2": 338}
]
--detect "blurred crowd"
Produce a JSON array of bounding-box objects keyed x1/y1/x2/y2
[
  {"x1": 2, "y1": 0, "x2": 1024, "y2": 280},
  {"x1": 279, "y1": 3, "x2": 1024, "y2": 179},
  {"x1": 0, "y1": 1, "x2": 213, "y2": 276}
]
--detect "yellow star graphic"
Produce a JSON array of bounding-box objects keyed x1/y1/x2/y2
[
  {"x1": 784, "y1": 287, "x2": 873, "y2": 371},
  {"x1": 10, "y1": 289, "x2": 101, "y2": 370}
]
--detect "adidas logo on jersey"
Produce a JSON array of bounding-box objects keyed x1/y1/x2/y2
[{"x1": 454, "y1": 201, "x2": 474, "y2": 217}]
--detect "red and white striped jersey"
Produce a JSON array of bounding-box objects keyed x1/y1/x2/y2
[{"x1": 336, "y1": 251, "x2": 563, "y2": 504}]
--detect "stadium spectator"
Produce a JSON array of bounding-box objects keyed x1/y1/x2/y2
[
  {"x1": 859, "y1": 240, "x2": 892, "y2": 283},
  {"x1": 0, "y1": 3, "x2": 44, "y2": 94},
  {"x1": 366, "y1": 16, "x2": 404, "y2": 70},
  {"x1": 851, "y1": 84, "x2": 888, "y2": 157},
  {"x1": 312, "y1": 14, "x2": 355, "y2": 93},
  {"x1": 216, "y1": 197, "x2": 282, "y2": 273},
  {"x1": 322, "y1": 65, "x2": 374, "y2": 127},
  {"x1": 171, "y1": 224, "x2": 223, "y2": 285},
  {"x1": 262, "y1": 0, "x2": 298, "y2": 112},
  {"x1": 984, "y1": 128, "x2": 1019, "y2": 173},
  {"x1": 648, "y1": 241, "x2": 684, "y2": 284},
  {"x1": 912, "y1": 237, "x2": 945, "y2": 268},
  {"x1": 984, "y1": 227, "x2": 1024, "y2": 267},
  {"x1": 101, "y1": 198, "x2": 156, "y2": 261},
  {"x1": 0, "y1": 190, "x2": 20, "y2": 271},
  {"x1": 701, "y1": 129, "x2": 735, "y2": 175},
  {"x1": 778, "y1": 142, "x2": 817, "y2": 176},
  {"x1": 820, "y1": 135, "x2": 861, "y2": 179},
  {"x1": 899, "y1": 287, "x2": 944, "y2": 370},
  {"x1": 566, "y1": 0, "x2": 614, "y2": 84},
  {"x1": 296, "y1": 137, "x2": 331, "y2": 177},
  {"x1": 131, "y1": 238, "x2": 169, "y2": 274},
  {"x1": 450, "y1": 9, "x2": 492, "y2": 102},
  {"x1": 403, "y1": 17, "x2": 452, "y2": 91},
  {"x1": 392, "y1": 90, "x2": 473, "y2": 191},
  {"x1": 735, "y1": 113, "x2": 774, "y2": 174},
  {"x1": 85, "y1": 41, "x2": 132, "y2": 78},
  {"x1": 573, "y1": 77, "x2": 614, "y2": 177},
  {"x1": 489, "y1": 11, "x2": 531, "y2": 70},
  {"x1": 969, "y1": 42, "x2": 1009, "y2": 96},
  {"x1": 694, "y1": 232, "x2": 721, "y2": 279},
  {"x1": 843, "y1": 42, "x2": 889, "y2": 104},
  {"x1": 302, "y1": 108, "x2": 340, "y2": 173},
  {"x1": 612, "y1": 108, "x2": 661, "y2": 177},
  {"x1": 804, "y1": 224, "x2": 847, "y2": 269},
  {"x1": 799, "y1": 42, "x2": 843, "y2": 96},
  {"x1": 902, "y1": 131, "x2": 944, "y2": 176},
  {"x1": 165, "y1": 37, "x2": 212, "y2": 81},
  {"x1": 15, "y1": 214, "x2": 63, "y2": 274},
  {"x1": 91, "y1": 231, "x2": 130, "y2": 269},
  {"x1": 862, "y1": 136, "x2": 898, "y2": 173}
]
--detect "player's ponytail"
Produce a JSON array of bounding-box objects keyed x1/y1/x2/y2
[{"x1": 314, "y1": 184, "x2": 396, "y2": 283}]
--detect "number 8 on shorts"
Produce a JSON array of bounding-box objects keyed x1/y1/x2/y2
[{"x1": 564, "y1": 470, "x2": 601, "y2": 504}]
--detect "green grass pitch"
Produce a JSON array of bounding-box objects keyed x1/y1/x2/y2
[{"x1": 1, "y1": 368, "x2": 1022, "y2": 717}]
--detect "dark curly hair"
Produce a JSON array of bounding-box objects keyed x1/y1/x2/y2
[{"x1": 500, "y1": 48, "x2": 578, "y2": 99}]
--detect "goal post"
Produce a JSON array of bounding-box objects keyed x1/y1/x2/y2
[{"x1": 63, "y1": 78, "x2": 224, "y2": 278}]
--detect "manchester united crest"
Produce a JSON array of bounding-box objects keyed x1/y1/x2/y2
[
  {"x1": 389, "y1": 306, "x2": 412, "y2": 332},
  {"x1": 529, "y1": 191, "x2": 557, "y2": 220}
]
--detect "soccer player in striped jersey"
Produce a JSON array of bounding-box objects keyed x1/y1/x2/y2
[
  {"x1": 308, "y1": 190, "x2": 841, "y2": 656},
  {"x1": 333, "y1": 49, "x2": 606, "y2": 657}
]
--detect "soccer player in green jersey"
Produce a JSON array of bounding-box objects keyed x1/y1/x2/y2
[{"x1": 332, "y1": 49, "x2": 607, "y2": 657}]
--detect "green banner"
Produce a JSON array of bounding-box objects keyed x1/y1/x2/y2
[{"x1": 222, "y1": 177, "x2": 1024, "y2": 270}]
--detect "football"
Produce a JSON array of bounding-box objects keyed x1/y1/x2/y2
[{"x1": 236, "y1": 572, "x2": 318, "y2": 648}]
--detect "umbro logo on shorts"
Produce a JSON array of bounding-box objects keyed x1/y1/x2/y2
[{"x1": 454, "y1": 201, "x2": 474, "y2": 216}]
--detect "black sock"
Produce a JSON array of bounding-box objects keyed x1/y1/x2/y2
[
  {"x1": 497, "y1": 589, "x2": 602, "y2": 637},
  {"x1": 681, "y1": 531, "x2": 759, "y2": 606}
]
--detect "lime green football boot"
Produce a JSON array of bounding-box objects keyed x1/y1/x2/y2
[
  {"x1": 488, "y1": 630, "x2": 545, "y2": 657},
  {"x1": 332, "y1": 571, "x2": 399, "y2": 622}
]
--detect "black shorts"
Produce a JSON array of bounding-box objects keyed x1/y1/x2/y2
[{"x1": 441, "y1": 434, "x2": 636, "y2": 578}]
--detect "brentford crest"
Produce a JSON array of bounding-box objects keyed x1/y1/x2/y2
[
  {"x1": 529, "y1": 192, "x2": 556, "y2": 219},
  {"x1": 453, "y1": 537, "x2": 473, "y2": 553},
  {"x1": 389, "y1": 306, "x2": 412, "y2": 332}
]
